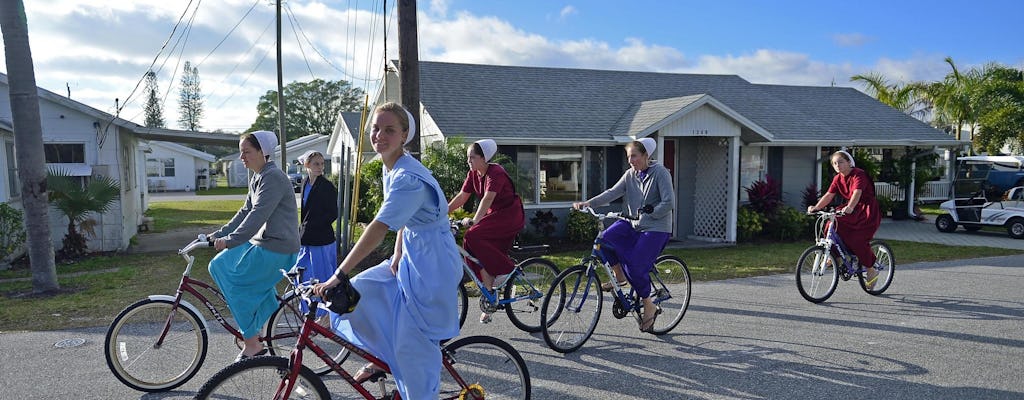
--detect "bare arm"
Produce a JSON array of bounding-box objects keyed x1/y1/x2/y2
[
  {"x1": 473, "y1": 191, "x2": 498, "y2": 223},
  {"x1": 807, "y1": 192, "x2": 837, "y2": 213},
  {"x1": 448, "y1": 192, "x2": 471, "y2": 213},
  {"x1": 843, "y1": 189, "x2": 863, "y2": 214}
]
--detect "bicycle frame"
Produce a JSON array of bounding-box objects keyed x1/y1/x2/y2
[
  {"x1": 281, "y1": 292, "x2": 470, "y2": 400},
  {"x1": 814, "y1": 212, "x2": 863, "y2": 276},
  {"x1": 452, "y1": 222, "x2": 545, "y2": 307},
  {"x1": 154, "y1": 240, "x2": 300, "y2": 348}
]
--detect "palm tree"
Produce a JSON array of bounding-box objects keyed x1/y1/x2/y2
[
  {"x1": 0, "y1": 1, "x2": 59, "y2": 292},
  {"x1": 925, "y1": 57, "x2": 982, "y2": 143},
  {"x1": 850, "y1": 72, "x2": 930, "y2": 120},
  {"x1": 47, "y1": 170, "x2": 121, "y2": 259}
]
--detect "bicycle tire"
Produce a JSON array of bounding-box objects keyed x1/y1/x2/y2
[
  {"x1": 646, "y1": 255, "x2": 691, "y2": 335},
  {"x1": 457, "y1": 281, "x2": 469, "y2": 329},
  {"x1": 104, "y1": 298, "x2": 207, "y2": 392},
  {"x1": 265, "y1": 291, "x2": 346, "y2": 376},
  {"x1": 795, "y1": 245, "x2": 839, "y2": 303},
  {"x1": 194, "y1": 355, "x2": 330, "y2": 400},
  {"x1": 439, "y1": 335, "x2": 531, "y2": 400},
  {"x1": 540, "y1": 264, "x2": 602, "y2": 353},
  {"x1": 861, "y1": 240, "x2": 895, "y2": 295},
  {"x1": 504, "y1": 257, "x2": 560, "y2": 333}
]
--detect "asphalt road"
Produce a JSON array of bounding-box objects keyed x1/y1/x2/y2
[{"x1": 2, "y1": 253, "x2": 1022, "y2": 399}]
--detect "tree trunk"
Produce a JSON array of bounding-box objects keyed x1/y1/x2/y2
[{"x1": 0, "y1": 1, "x2": 59, "y2": 292}]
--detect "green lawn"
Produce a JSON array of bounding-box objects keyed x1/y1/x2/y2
[{"x1": 1, "y1": 199, "x2": 1020, "y2": 332}]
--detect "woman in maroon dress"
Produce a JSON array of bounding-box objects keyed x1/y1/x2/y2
[
  {"x1": 807, "y1": 150, "x2": 883, "y2": 288},
  {"x1": 447, "y1": 139, "x2": 525, "y2": 323}
]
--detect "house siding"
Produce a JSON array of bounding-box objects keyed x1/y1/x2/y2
[{"x1": 781, "y1": 147, "x2": 818, "y2": 209}]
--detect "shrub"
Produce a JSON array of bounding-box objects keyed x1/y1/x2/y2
[
  {"x1": 737, "y1": 206, "x2": 766, "y2": 241},
  {"x1": 745, "y1": 175, "x2": 782, "y2": 216},
  {"x1": 565, "y1": 208, "x2": 600, "y2": 244},
  {"x1": 877, "y1": 195, "x2": 894, "y2": 217},
  {"x1": 0, "y1": 203, "x2": 26, "y2": 264},
  {"x1": 767, "y1": 206, "x2": 815, "y2": 241}
]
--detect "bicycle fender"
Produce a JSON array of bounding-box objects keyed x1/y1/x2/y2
[{"x1": 147, "y1": 295, "x2": 210, "y2": 333}]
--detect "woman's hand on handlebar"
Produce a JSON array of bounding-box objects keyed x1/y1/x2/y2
[
  {"x1": 572, "y1": 201, "x2": 590, "y2": 211},
  {"x1": 806, "y1": 206, "x2": 817, "y2": 214},
  {"x1": 312, "y1": 275, "x2": 341, "y2": 297},
  {"x1": 213, "y1": 238, "x2": 227, "y2": 251}
]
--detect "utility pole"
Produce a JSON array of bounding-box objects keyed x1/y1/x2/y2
[
  {"x1": 398, "y1": 0, "x2": 420, "y2": 158},
  {"x1": 276, "y1": 0, "x2": 287, "y2": 170}
]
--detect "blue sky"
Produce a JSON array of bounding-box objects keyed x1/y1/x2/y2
[{"x1": 3, "y1": 0, "x2": 1021, "y2": 132}]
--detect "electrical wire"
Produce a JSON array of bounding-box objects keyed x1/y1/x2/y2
[
  {"x1": 116, "y1": 0, "x2": 197, "y2": 117},
  {"x1": 283, "y1": 3, "x2": 316, "y2": 80},
  {"x1": 197, "y1": 0, "x2": 263, "y2": 69}
]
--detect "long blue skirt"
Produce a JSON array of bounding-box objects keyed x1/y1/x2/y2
[
  {"x1": 294, "y1": 242, "x2": 337, "y2": 316},
  {"x1": 209, "y1": 243, "x2": 298, "y2": 338}
]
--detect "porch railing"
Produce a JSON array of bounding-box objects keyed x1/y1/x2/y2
[{"x1": 874, "y1": 181, "x2": 950, "y2": 202}]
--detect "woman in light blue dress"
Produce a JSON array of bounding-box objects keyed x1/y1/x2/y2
[{"x1": 314, "y1": 102, "x2": 461, "y2": 399}]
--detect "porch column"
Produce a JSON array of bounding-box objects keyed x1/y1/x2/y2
[{"x1": 727, "y1": 136, "x2": 739, "y2": 242}]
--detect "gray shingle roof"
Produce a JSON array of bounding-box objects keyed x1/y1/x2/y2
[{"x1": 417, "y1": 61, "x2": 956, "y2": 146}]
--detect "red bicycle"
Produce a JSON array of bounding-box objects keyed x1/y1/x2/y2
[
  {"x1": 195, "y1": 280, "x2": 531, "y2": 399},
  {"x1": 103, "y1": 236, "x2": 344, "y2": 392}
]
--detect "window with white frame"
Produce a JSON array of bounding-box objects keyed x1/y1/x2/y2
[
  {"x1": 539, "y1": 147, "x2": 583, "y2": 202},
  {"x1": 44, "y1": 143, "x2": 85, "y2": 163},
  {"x1": 163, "y1": 158, "x2": 175, "y2": 177},
  {"x1": 739, "y1": 146, "x2": 765, "y2": 202},
  {"x1": 5, "y1": 140, "x2": 18, "y2": 198},
  {"x1": 146, "y1": 159, "x2": 162, "y2": 177}
]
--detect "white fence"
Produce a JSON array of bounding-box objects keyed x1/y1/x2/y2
[{"x1": 874, "y1": 181, "x2": 950, "y2": 202}]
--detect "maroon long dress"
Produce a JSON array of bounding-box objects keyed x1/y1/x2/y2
[
  {"x1": 828, "y1": 167, "x2": 882, "y2": 267},
  {"x1": 460, "y1": 164, "x2": 525, "y2": 278}
]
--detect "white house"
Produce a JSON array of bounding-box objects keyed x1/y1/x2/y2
[
  {"x1": 221, "y1": 134, "x2": 331, "y2": 187},
  {"x1": 144, "y1": 141, "x2": 217, "y2": 192},
  {"x1": 343, "y1": 61, "x2": 966, "y2": 243},
  {"x1": 0, "y1": 72, "x2": 237, "y2": 253}
]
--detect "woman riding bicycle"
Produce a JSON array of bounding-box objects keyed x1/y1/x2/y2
[
  {"x1": 572, "y1": 137, "x2": 674, "y2": 332},
  {"x1": 208, "y1": 131, "x2": 300, "y2": 362},
  {"x1": 313, "y1": 102, "x2": 462, "y2": 399},
  {"x1": 806, "y1": 150, "x2": 882, "y2": 289},
  {"x1": 447, "y1": 139, "x2": 526, "y2": 323}
]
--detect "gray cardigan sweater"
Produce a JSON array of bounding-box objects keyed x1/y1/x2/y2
[
  {"x1": 586, "y1": 162, "x2": 675, "y2": 233},
  {"x1": 213, "y1": 161, "x2": 300, "y2": 254}
]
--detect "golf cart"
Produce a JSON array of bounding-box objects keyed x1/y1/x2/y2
[{"x1": 935, "y1": 155, "x2": 1024, "y2": 239}]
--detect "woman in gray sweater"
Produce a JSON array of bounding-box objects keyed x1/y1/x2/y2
[
  {"x1": 572, "y1": 137, "x2": 674, "y2": 332},
  {"x1": 208, "y1": 130, "x2": 300, "y2": 361}
]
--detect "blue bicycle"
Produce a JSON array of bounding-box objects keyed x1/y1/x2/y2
[
  {"x1": 539, "y1": 207, "x2": 691, "y2": 353},
  {"x1": 796, "y1": 210, "x2": 895, "y2": 303},
  {"x1": 451, "y1": 219, "x2": 561, "y2": 333}
]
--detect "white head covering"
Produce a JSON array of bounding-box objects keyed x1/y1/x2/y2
[
  {"x1": 474, "y1": 139, "x2": 497, "y2": 161},
  {"x1": 402, "y1": 107, "x2": 417, "y2": 145},
  {"x1": 637, "y1": 137, "x2": 656, "y2": 156},
  {"x1": 836, "y1": 149, "x2": 856, "y2": 168},
  {"x1": 251, "y1": 130, "x2": 278, "y2": 160},
  {"x1": 298, "y1": 150, "x2": 321, "y2": 165}
]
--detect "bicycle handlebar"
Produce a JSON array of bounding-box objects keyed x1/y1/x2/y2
[
  {"x1": 178, "y1": 234, "x2": 213, "y2": 255},
  {"x1": 808, "y1": 208, "x2": 847, "y2": 217},
  {"x1": 576, "y1": 206, "x2": 640, "y2": 221}
]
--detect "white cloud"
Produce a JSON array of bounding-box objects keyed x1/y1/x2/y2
[
  {"x1": 832, "y1": 32, "x2": 874, "y2": 48},
  {"x1": 559, "y1": 5, "x2": 577, "y2": 20}
]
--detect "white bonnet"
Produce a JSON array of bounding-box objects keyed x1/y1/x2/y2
[
  {"x1": 298, "y1": 150, "x2": 322, "y2": 165},
  {"x1": 250, "y1": 130, "x2": 278, "y2": 159},
  {"x1": 835, "y1": 149, "x2": 856, "y2": 168},
  {"x1": 637, "y1": 137, "x2": 656, "y2": 156},
  {"x1": 474, "y1": 139, "x2": 497, "y2": 161},
  {"x1": 402, "y1": 107, "x2": 417, "y2": 145}
]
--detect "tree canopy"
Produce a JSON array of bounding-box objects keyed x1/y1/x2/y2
[{"x1": 248, "y1": 79, "x2": 365, "y2": 141}]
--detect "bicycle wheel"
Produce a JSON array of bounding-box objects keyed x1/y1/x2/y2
[
  {"x1": 540, "y1": 264, "x2": 602, "y2": 353},
  {"x1": 861, "y1": 240, "x2": 895, "y2": 295},
  {"x1": 795, "y1": 245, "x2": 839, "y2": 303},
  {"x1": 457, "y1": 282, "x2": 469, "y2": 328},
  {"x1": 194, "y1": 355, "x2": 330, "y2": 400},
  {"x1": 104, "y1": 298, "x2": 207, "y2": 392},
  {"x1": 439, "y1": 335, "x2": 531, "y2": 400},
  {"x1": 504, "y1": 257, "x2": 560, "y2": 333},
  {"x1": 646, "y1": 255, "x2": 691, "y2": 335},
  {"x1": 265, "y1": 292, "x2": 346, "y2": 376}
]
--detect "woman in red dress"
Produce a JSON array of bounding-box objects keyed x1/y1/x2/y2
[
  {"x1": 807, "y1": 150, "x2": 883, "y2": 288},
  {"x1": 447, "y1": 139, "x2": 525, "y2": 323}
]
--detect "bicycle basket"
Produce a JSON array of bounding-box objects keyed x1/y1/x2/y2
[{"x1": 324, "y1": 273, "x2": 361, "y2": 315}]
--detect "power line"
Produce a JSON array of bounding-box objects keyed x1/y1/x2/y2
[
  {"x1": 197, "y1": 0, "x2": 263, "y2": 69},
  {"x1": 283, "y1": 3, "x2": 316, "y2": 80},
  {"x1": 117, "y1": 0, "x2": 197, "y2": 117},
  {"x1": 206, "y1": 15, "x2": 276, "y2": 104}
]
